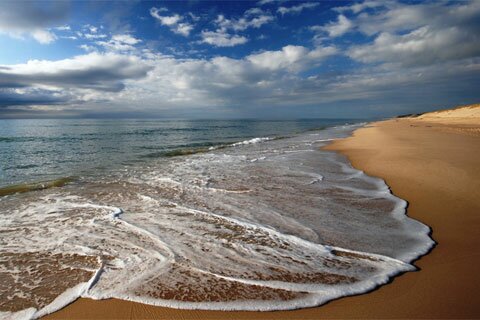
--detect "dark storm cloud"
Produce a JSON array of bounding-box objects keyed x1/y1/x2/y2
[
  {"x1": 0, "y1": 89, "x2": 69, "y2": 108},
  {"x1": 0, "y1": 1, "x2": 70, "y2": 43},
  {"x1": 0, "y1": 2, "x2": 68, "y2": 29}
]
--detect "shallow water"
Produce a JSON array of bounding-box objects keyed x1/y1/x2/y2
[{"x1": 0, "y1": 120, "x2": 434, "y2": 319}]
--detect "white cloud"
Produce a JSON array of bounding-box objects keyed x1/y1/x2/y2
[
  {"x1": 215, "y1": 11, "x2": 274, "y2": 32},
  {"x1": 174, "y1": 23, "x2": 194, "y2": 37},
  {"x1": 201, "y1": 8, "x2": 274, "y2": 48},
  {"x1": 257, "y1": 0, "x2": 278, "y2": 5},
  {"x1": 188, "y1": 12, "x2": 201, "y2": 22},
  {"x1": 31, "y1": 29, "x2": 57, "y2": 44},
  {"x1": 153, "y1": 13, "x2": 182, "y2": 26},
  {"x1": 308, "y1": 0, "x2": 480, "y2": 70},
  {"x1": 111, "y1": 34, "x2": 141, "y2": 45},
  {"x1": 342, "y1": 1, "x2": 480, "y2": 66},
  {"x1": 200, "y1": 30, "x2": 248, "y2": 47},
  {"x1": 333, "y1": 0, "x2": 386, "y2": 14},
  {"x1": 150, "y1": 7, "x2": 194, "y2": 37},
  {"x1": 257, "y1": 0, "x2": 289, "y2": 6},
  {"x1": 247, "y1": 45, "x2": 336, "y2": 71},
  {"x1": 79, "y1": 44, "x2": 97, "y2": 52},
  {"x1": 277, "y1": 2, "x2": 319, "y2": 16},
  {"x1": 121, "y1": 44, "x2": 338, "y2": 109},
  {"x1": 84, "y1": 33, "x2": 108, "y2": 39},
  {"x1": 349, "y1": 26, "x2": 480, "y2": 67},
  {"x1": 313, "y1": 14, "x2": 353, "y2": 37},
  {"x1": 55, "y1": 25, "x2": 71, "y2": 31},
  {"x1": 75, "y1": 25, "x2": 108, "y2": 40},
  {"x1": 96, "y1": 34, "x2": 142, "y2": 52}
]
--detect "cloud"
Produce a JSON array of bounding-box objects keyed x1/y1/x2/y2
[
  {"x1": 2, "y1": 1, "x2": 479, "y2": 118},
  {"x1": 0, "y1": 88, "x2": 66, "y2": 107},
  {"x1": 349, "y1": 26, "x2": 480, "y2": 67},
  {"x1": 333, "y1": 0, "x2": 386, "y2": 14},
  {"x1": 84, "y1": 33, "x2": 108, "y2": 39},
  {"x1": 0, "y1": 2, "x2": 69, "y2": 44},
  {"x1": 342, "y1": 1, "x2": 480, "y2": 67},
  {"x1": 55, "y1": 25, "x2": 71, "y2": 31},
  {"x1": 0, "y1": 53, "x2": 151, "y2": 96},
  {"x1": 152, "y1": 13, "x2": 182, "y2": 26},
  {"x1": 215, "y1": 10, "x2": 274, "y2": 32},
  {"x1": 116, "y1": 44, "x2": 337, "y2": 110},
  {"x1": 31, "y1": 29, "x2": 57, "y2": 44},
  {"x1": 87, "y1": 25, "x2": 98, "y2": 33},
  {"x1": 312, "y1": 14, "x2": 353, "y2": 37},
  {"x1": 157, "y1": 2, "x2": 478, "y2": 116},
  {"x1": 95, "y1": 34, "x2": 141, "y2": 52},
  {"x1": 200, "y1": 30, "x2": 248, "y2": 47},
  {"x1": 174, "y1": 23, "x2": 194, "y2": 37},
  {"x1": 257, "y1": 0, "x2": 287, "y2": 5},
  {"x1": 277, "y1": 2, "x2": 319, "y2": 16},
  {"x1": 74, "y1": 24, "x2": 109, "y2": 40},
  {"x1": 2, "y1": 40, "x2": 479, "y2": 118},
  {"x1": 150, "y1": 7, "x2": 194, "y2": 36},
  {"x1": 310, "y1": 1, "x2": 480, "y2": 70},
  {"x1": 0, "y1": 44, "x2": 336, "y2": 113},
  {"x1": 94, "y1": 48, "x2": 480, "y2": 118},
  {"x1": 247, "y1": 45, "x2": 337, "y2": 71},
  {"x1": 201, "y1": 8, "x2": 274, "y2": 48},
  {"x1": 79, "y1": 44, "x2": 97, "y2": 52}
]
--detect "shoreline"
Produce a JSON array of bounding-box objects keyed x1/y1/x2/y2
[{"x1": 45, "y1": 116, "x2": 480, "y2": 319}]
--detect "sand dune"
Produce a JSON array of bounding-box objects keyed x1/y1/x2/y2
[{"x1": 416, "y1": 103, "x2": 480, "y2": 126}]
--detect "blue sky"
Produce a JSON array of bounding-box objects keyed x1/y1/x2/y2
[{"x1": 0, "y1": 0, "x2": 479, "y2": 119}]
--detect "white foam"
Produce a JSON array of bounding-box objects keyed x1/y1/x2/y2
[
  {"x1": 231, "y1": 137, "x2": 271, "y2": 147},
  {"x1": 0, "y1": 308, "x2": 36, "y2": 320}
]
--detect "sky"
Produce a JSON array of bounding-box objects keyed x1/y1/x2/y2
[{"x1": 0, "y1": 0, "x2": 479, "y2": 119}]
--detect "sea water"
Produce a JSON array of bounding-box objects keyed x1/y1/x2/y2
[{"x1": 0, "y1": 119, "x2": 434, "y2": 319}]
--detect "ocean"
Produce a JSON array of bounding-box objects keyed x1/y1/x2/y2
[{"x1": 0, "y1": 119, "x2": 434, "y2": 319}]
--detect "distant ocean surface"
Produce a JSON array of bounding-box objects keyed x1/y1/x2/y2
[
  {"x1": 0, "y1": 119, "x2": 434, "y2": 319},
  {"x1": 0, "y1": 119, "x2": 354, "y2": 189}
]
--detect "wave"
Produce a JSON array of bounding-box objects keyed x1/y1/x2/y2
[
  {"x1": 0, "y1": 194, "x2": 414, "y2": 319},
  {"x1": 230, "y1": 137, "x2": 271, "y2": 146},
  {"x1": 0, "y1": 137, "x2": 37, "y2": 143},
  {"x1": 142, "y1": 136, "x2": 276, "y2": 159},
  {"x1": 142, "y1": 145, "x2": 226, "y2": 158},
  {"x1": 0, "y1": 124, "x2": 434, "y2": 318}
]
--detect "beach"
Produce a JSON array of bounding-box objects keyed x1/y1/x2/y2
[
  {"x1": 3, "y1": 120, "x2": 428, "y2": 319},
  {"x1": 44, "y1": 105, "x2": 480, "y2": 319},
  {"x1": 2, "y1": 0, "x2": 479, "y2": 318}
]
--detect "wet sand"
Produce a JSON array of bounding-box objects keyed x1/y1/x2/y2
[{"x1": 45, "y1": 113, "x2": 480, "y2": 319}]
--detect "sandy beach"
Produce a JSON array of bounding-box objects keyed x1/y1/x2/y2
[{"x1": 45, "y1": 105, "x2": 480, "y2": 319}]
